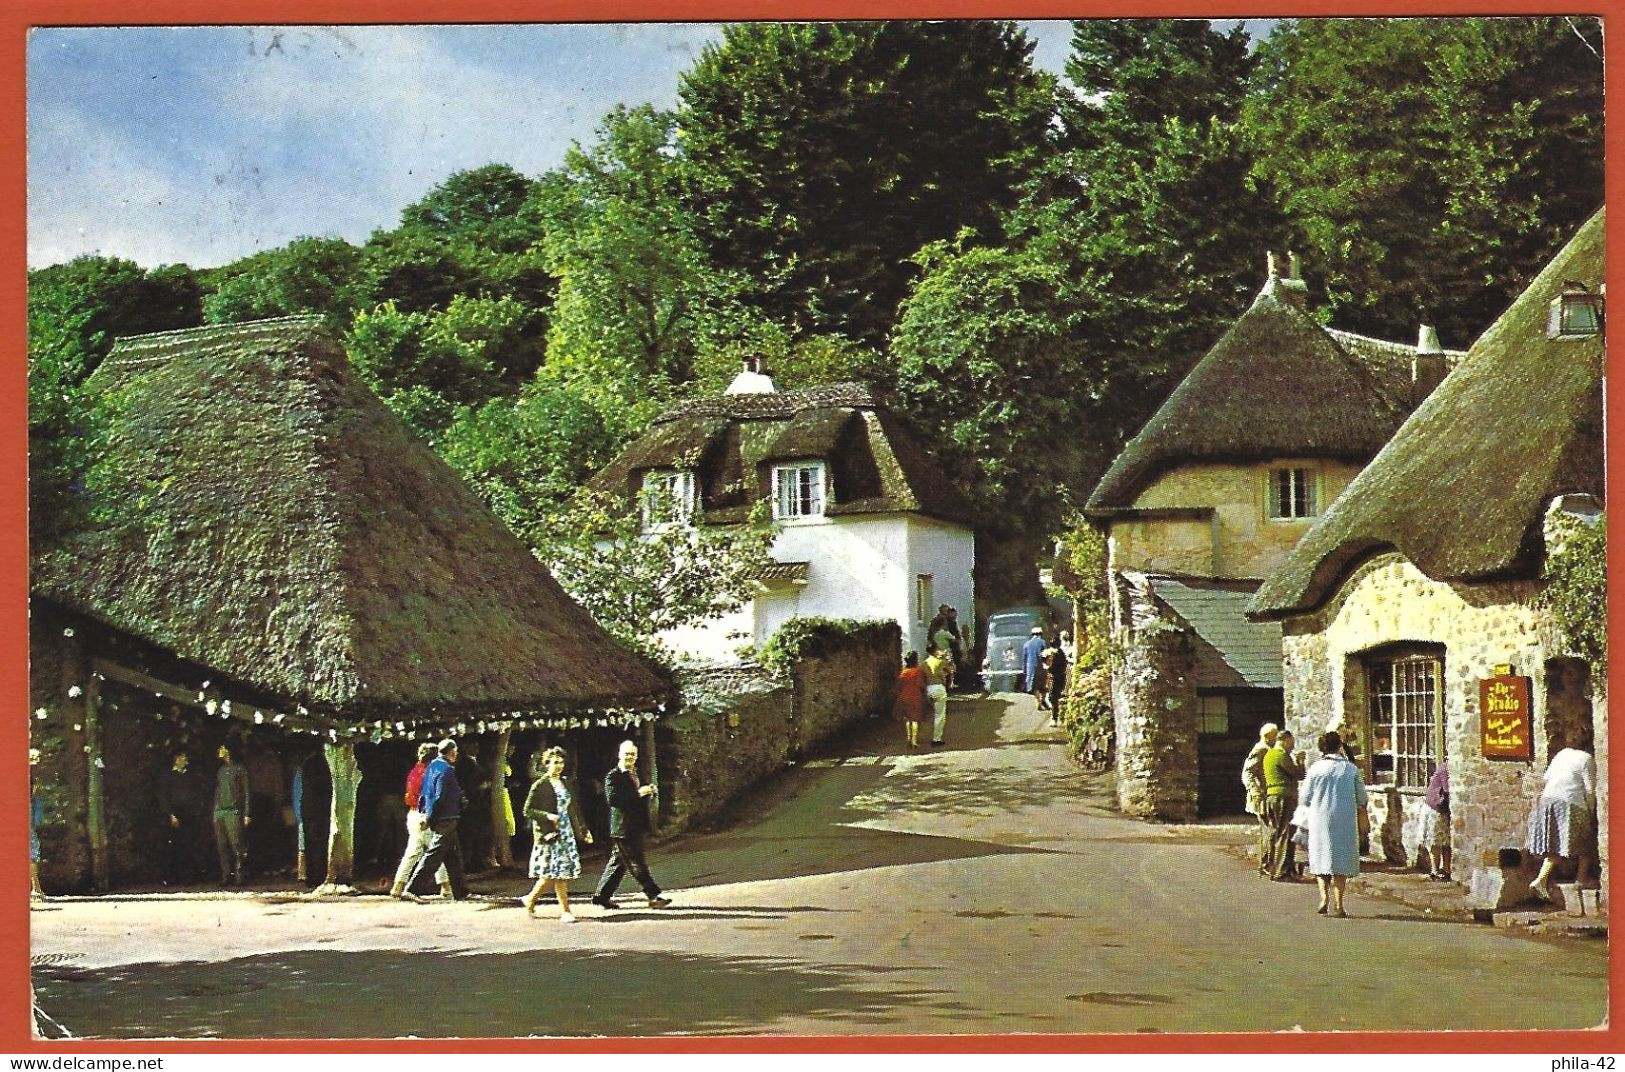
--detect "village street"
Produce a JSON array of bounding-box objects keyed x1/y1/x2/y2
[{"x1": 31, "y1": 692, "x2": 1607, "y2": 1040}]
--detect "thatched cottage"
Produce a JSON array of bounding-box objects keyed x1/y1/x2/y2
[
  {"x1": 1248, "y1": 209, "x2": 1605, "y2": 905},
  {"x1": 592, "y1": 365, "x2": 975, "y2": 664},
  {"x1": 30, "y1": 316, "x2": 672, "y2": 892},
  {"x1": 1085, "y1": 257, "x2": 1464, "y2": 820}
]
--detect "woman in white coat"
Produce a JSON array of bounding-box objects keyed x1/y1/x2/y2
[{"x1": 1298, "y1": 730, "x2": 1368, "y2": 917}]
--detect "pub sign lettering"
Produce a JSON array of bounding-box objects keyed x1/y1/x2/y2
[{"x1": 1480, "y1": 674, "x2": 1533, "y2": 760}]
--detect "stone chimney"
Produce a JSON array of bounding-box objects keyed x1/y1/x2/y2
[
  {"x1": 1411, "y1": 322, "x2": 1449, "y2": 406},
  {"x1": 1262, "y1": 250, "x2": 1309, "y2": 305},
  {"x1": 724, "y1": 356, "x2": 777, "y2": 395}
]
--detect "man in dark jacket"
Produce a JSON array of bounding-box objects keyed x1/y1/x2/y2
[
  {"x1": 212, "y1": 745, "x2": 251, "y2": 885},
  {"x1": 592, "y1": 740, "x2": 670, "y2": 910},
  {"x1": 158, "y1": 750, "x2": 207, "y2": 885},
  {"x1": 403, "y1": 738, "x2": 470, "y2": 902}
]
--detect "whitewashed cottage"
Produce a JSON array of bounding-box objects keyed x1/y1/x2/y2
[{"x1": 592, "y1": 364, "x2": 976, "y2": 664}]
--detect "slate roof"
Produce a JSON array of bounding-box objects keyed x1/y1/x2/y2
[
  {"x1": 591, "y1": 382, "x2": 975, "y2": 526},
  {"x1": 1086, "y1": 278, "x2": 1442, "y2": 515},
  {"x1": 1147, "y1": 576, "x2": 1282, "y2": 689},
  {"x1": 1251, "y1": 208, "x2": 1606, "y2": 618},
  {"x1": 32, "y1": 316, "x2": 672, "y2": 722}
]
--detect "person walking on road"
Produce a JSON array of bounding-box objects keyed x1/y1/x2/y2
[
  {"x1": 521, "y1": 747, "x2": 593, "y2": 923},
  {"x1": 923, "y1": 645, "x2": 953, "y2": 747},
  {"x1": 1044, "y1": 640, "x2": 1069, "y2": 726},
  {"x1": 212, "y1": 745, "x2": 251, "y2": 886},
  {"x1": 893, "y1": 651, "x2": 930, "y2": 750},
  {"x1": 593, "y1": 740, "x2": 670, "y2": 910},
  {"x1": 1263, "y1": 729, "x2": 1305, "y2": 881},
  {"x1": 390, "y1": 742, "x2": 450, "y2": 900},
  {"x1": 1022, "y1": 627, "x2": 1047, "y2": 709},
  {"x1": 1243, "y1": 722, "x2": 1279, "y2": 876},
  {"x1": 403, "y1": 738, "x2": 470, "y2": 903},
  {"x1": 1299, "y1": 730, "x2": 1367, "y2": 917}
]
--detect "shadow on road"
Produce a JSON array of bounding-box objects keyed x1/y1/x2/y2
[{"x1": 34, "y1": 947, "x2": 970, "y2": 1039}]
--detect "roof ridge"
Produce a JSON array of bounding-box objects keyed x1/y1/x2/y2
[
  {"x1": 1325, "y1": 326, "x2": 1468, "y2": 358},
  {"x1": 108, "y1": 314, "x2": 327, "y2": 352}
]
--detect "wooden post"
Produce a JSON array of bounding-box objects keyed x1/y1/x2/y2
[
  {"x1": 642, "y1": 718, "x2": 660, "y2": 830},
  {"x1": 84, "y1": 673, "x2": 109, "y2": 892},
  {"x1": 491, "y1": 728, "x2": 513, "y2": 869},
  {"x1": 323, "y1": 742, "x2": 360, "y2": 889}
]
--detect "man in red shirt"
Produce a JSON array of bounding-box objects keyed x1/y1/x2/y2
[{"x1": 389, "y1": 742, "x2": 449, "y2": 900}]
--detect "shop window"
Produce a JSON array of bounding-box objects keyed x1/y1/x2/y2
[{"x1": 1366, "y1": 651, "x2": 1443, "y2": 789}]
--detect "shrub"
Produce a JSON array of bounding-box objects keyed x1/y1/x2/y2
[{"x1": 759, "y1": 617, "x2": 898, "y2": 678}]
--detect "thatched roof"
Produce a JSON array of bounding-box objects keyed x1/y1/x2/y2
[
  {"x1": 33, "y1": 316, "x2": 671, "y2": 719},
  {"x1": 1086, "y1": 281, "x2": 1431, "y2": 514},
  {"x1": 1250, "y1": 209, "x2": 1605, "y2": 619},
  {"x1": 591, "y1": 382, "x2": 975, "y2": 525}
]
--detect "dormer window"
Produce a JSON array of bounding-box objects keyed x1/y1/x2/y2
[
  {"x1": 1548, "y1": 282, "x2": 1602, "y2": 339},
  {"x1": 1267, "y1": 467, "x2": 1318, "y2": 520},
  {"x1": 772, "y1": 462, "x2": 826, "y2": 520},
  {"x1": 642, "y1": 469, "x2": 696, "y2": 529}
]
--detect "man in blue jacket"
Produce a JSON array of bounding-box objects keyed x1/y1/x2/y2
[{"x1": 403, "y1": 738, "x2": 470, "y2": 902}]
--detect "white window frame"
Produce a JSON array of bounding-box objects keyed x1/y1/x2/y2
[
  {"x1": 1267, "y1": 466, "x2": 1318, "y2": 521},
  {"x1": 641, "y1": 469, "x2": 696, "y2": 529},
  {"x1": 916, "y1": 575, "x2": 934, "y2": 626},
  {"x1": 1367, "y1": 653, "x2": 1443, "y2": 789},
  {"x1": 772, "y1": 461, "x2": 826, "y2": 520}
]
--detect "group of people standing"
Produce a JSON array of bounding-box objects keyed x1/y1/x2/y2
[
  {"x1": 1244, "y1": 724, "x2": 1368, "y2": 916},
  {"x1": 157, "y1": 744, "x2": 254, "y2": 887},
  {"x1": 387, "y1": 737, "x2": 670, "y2": 922}
]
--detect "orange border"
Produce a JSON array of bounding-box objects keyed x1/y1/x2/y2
[{"x1": 4, "y1": 0, "x2": 1621, "y2": 1055}]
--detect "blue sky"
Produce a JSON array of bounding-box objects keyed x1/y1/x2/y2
[{"x1": 26, "y1": 21, "x2": 1262, "y2": 270}]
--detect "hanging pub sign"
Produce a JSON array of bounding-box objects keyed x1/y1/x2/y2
[{"x1": 1480, "y1": 669, "x2": 1533, "y2": 760}]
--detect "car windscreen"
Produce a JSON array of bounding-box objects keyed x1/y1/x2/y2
[{"x1": 989, "y1": 619, "x2": 1035, "y2": 638}]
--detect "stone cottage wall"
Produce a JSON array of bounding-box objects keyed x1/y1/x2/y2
[
  {"x1": 1112, "y1": 578, "x2": 1200, "y2": 821},
  {"x1": 1278, "y1": 553, "x2": 1590, "y2": 890},
  {"x1": 659, "y1": 624, "x2": 899, "y2": 833},
  {"x1": 791, "y1": 629, "x2": 900, "y2": 756}
]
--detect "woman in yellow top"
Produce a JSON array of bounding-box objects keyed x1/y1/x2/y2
[{"x1": 923, "y1": 645, "x2": 953, "y2": 747}]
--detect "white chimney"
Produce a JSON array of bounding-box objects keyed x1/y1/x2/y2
[
  {"x1": 724, "y1": 356, "x2": 776, "y2": 395},
  {"x1": 1416, "y1": 324, "x2": 1443, "y2": 355}
]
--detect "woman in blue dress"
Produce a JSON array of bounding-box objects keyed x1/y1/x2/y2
[{"x1": 520, "y1": 747, "x2": 593, "y2": 923}]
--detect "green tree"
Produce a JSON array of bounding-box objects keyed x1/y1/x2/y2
[
  {"x1": 678, "y1": 20, "x2": 1054, "y2": 346},
  {"x1": 536, "y1": 106, "x2": 762, "y2": 439},
  {"x1": 534, "y1": 489, "x2": 775, "y2": 654},
  {"x1": 202, "y1": 236, "x2": 363, "y2": 325},
  {"x1": 344, "y1": 294, "x2": 542, "y2": 438},
  {"x1": 28, "y1": 256, "x2": 203, "y2": 545},
  {"x1": 1243, "y1": 17, "x2": 1602, "y2": 343},
  {"x1": 436, "y1": 379, "x2": 621, "y2": 542}
]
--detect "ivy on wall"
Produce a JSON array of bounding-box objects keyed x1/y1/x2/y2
[
  {"x1": 758, "y1": 617, "x2": 898, "y2": 679},
  {"x1": 1541, "y1": 511, "x2": 1607, "y2": 681}
]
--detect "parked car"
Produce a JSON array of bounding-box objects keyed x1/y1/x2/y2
[{"x1": 982, "y1": 605, "x2": 1049, "y2": 693}]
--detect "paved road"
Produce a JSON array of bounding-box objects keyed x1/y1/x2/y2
[{"x1": 31, "y1": 693, "x2": 1609, "y2": 1039}]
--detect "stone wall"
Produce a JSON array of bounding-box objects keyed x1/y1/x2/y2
[
  {"x1": 1278, "y1": 552, "x2": 1602, "y2": 892},
  {"x1": 1112, "y1": 577, "x2": 1200, "y2": 821},
  {"x1": 659, "y1": 623, "x2": 899, "y2": 833},
  {"x1": 658, "y1": 667, "x2": 793, "y2": 835},
  {"x1": 791, "y1": 630, "x2": 900, "y2": 756}
]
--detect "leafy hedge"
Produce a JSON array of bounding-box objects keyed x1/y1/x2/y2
[
  {"x1": 759, "y1": 616, "x2": 899, "y2": 678},
  {"x1": 1542, "y1": 512, "x2": 1607, "y2": 680}
]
